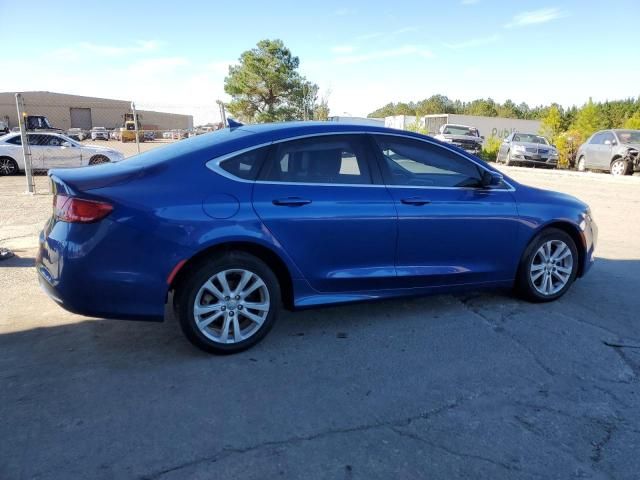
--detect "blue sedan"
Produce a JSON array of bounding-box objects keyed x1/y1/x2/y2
[{"x1": 37, "y1": 121, "x2": 597, "y2": 354}]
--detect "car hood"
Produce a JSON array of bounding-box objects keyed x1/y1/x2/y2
[
  {"x1": 436, "y1": 134, "x2": 482, "y2": 142},
  {"x1": 518, "y1": 184, "x2": 587, "y2": 210},
  {"x1": 620, "y1": 142, "x2": 640, "y2": 150},
  {"x1": 512, "y1": 141, "x2": 556, "y2": 151},
  {"x1": 81, "y1": 144, "x2": 121, "y2": 155}
]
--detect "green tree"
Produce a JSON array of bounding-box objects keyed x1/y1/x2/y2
[
  {"x1": 539, "y1": 104, "x2": 563, "y2": 141},
  {"x1": 624, "y1": 111, "x2": 640, "y2": 129},
  {"x1": 224, "y1": 39, "x2": 318, "y2": 123},
  {"x1": 571, "y1": 98, "x2": 606, "y2": 138}
]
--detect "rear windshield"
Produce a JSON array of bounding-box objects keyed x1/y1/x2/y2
[{"x1": 442, "y1": 125, "x2": 479, "y2": 137}]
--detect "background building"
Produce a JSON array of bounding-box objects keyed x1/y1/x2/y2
[{"x1": 0, "y1": 91, "x2": 193, "y2": 131}]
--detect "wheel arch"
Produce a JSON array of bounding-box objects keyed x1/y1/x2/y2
[
  {"x1": 169, "y1": 240, "x2": 295, "y2": 309},
  {"x1": 532, "y1": 221, "x2": 587, "y2": 277}
]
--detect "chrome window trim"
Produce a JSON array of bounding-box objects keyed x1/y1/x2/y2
[{"x1": 206, "y1": 130, "x2": 516, "y2": 192}]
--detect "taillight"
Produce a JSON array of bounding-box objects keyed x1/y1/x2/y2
[{"x1": 53, "y1": 195, "x2": 113, "y2": 223}]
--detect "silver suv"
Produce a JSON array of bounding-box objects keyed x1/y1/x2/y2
[{"x1": 576, "y1": 129, "x2": 640, "y2": 175}]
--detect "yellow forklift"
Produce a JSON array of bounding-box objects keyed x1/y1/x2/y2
[{"x1": 120, "y1": 113, "x2": 145, "y2": 143}]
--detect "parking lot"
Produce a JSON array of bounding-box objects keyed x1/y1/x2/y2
[{"x1": 1, "y1": 166, "x2": 639, "y2": 479}]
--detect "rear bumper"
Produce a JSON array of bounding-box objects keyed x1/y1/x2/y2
[{"x1": 36, "y1": 218, "x2": 174, "y2": 322}]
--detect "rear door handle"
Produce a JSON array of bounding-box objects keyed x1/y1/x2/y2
[
  {"x1": 401, "y1": 197, "x2": 431, "y2": 206},
  {"x1": 272, "y1": 197, "x2": 312, "y2": 207}
]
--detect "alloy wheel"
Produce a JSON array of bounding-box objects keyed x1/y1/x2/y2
[
  {"x1": 611, "y1": 160, "x2": 625, "y2": 176},
  {"x1": 530, "y1": 240, "x2": 574, "y2": 296},
  {"x1": 0, "y1": 158, "x2": 17, "y2": 175},
  {"x1": 193, "y1": 269, "x2": 270, "y2": 344}
]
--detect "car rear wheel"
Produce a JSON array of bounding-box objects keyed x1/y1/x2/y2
[
  {"x1": 89, "y1": 155, "x2": 109, "y2": 165},
  {"x1": 175, "y1": 251, "x2": 280, "y2": 354},
  {"x1": 577, "y1": 156, "x2": 586, "y2": 172},
  {"x1": 515, "y1": 228, "x2": 578, "y2": 302},
  {"x1": 0, "y1": 157, "x2": 19, "y2": 175}
]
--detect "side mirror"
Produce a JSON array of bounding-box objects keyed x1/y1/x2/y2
[
  {"x1": 603, "y1": 140, "x2": 612, "y2": 146},
  {"x1": 481, "y1": 170, "x2": 503, "y2": 188},
  {"x1": 61, "y1": 141, "x2": 72, "y2": 148},
  {"x1": 481, "y1": 135, "x2": 485, "y2": 140}
]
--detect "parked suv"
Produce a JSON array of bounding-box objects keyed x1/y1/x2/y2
[
  {"x1": 434, "y1": 124, "x2": 483, "y2": 156},
  {"x1": 91, "y1": 127, "x2": 109, "y2": 141},
  {"x1": 496, "y1": 133, "x2": 558, "y2": 168},
  {"x1": 576, "y1": 129, "x2": 640, "y2": 175}
]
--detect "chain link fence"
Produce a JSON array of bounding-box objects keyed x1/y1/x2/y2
[{"x1": 1, "y1": 92, "x2": 223, "y2": 194}]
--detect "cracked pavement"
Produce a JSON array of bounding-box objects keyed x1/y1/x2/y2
[{"x1": 1, "y1": 168, "x2": 640, "y2": 479}]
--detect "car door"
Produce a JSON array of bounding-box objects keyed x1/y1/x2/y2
[
  {"x1": 252, "y1": 134, "x2": 397, "y2": 292},
  {"x1": 498, "y1": 134, "x2": 511, "y2": 161},
  {"x1": 371, "y1": 134, "x2": 520, "y2": 288},
  {"x1": 583, "y1": 133, "x2": 603, "y2": 169},
  {"x1": 41, "y1": 134, "x2": 82, "y2": 168},
  {"x1": 25, "y1": 134, "x2": 47, "y2": 169},
  {"x1": 596, "y1": 132, "x2": 615, "y2": 170}
]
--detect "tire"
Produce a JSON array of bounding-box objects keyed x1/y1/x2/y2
[
  {"x1": 577, "y1": 156, "x2": 586, "y2": 172},
  {"x1": 175, "y1": 251, "x2": 281, "y2": 354},
  {"x1": 515, "y1": 228, "x2": 579, "y2": 303},
  {"x1": 504, "y1": 150, "x2": 512, "y2": 166},
  {"x1": 610, "y1": 158, "x2": 627, "y2": 176},
  {"x1": 0, "y1": 156, "x2": 19, "y2": 176},
  {"x1": 89, "y1": 155, "x2": 110, "y2": 165}
]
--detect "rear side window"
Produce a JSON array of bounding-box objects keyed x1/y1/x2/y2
[
  {"x1": 261, "y1": 135, "x2": 372, "y2": 184},
  {"x1": 5, "y1": 135, "x2": 21, "y2": 145},
  {"x1": 219, "y1": 146, "x2": 269, "y2": 181}
]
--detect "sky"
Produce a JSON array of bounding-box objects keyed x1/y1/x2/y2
[{"x1": 1, "y1": 0, "x2": 638, "y2": 124}]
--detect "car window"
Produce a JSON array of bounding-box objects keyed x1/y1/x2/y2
[
  {"x1": 46, "y1": 135, "x2": 64, "y2": 146},
  {"x1": 4, "y1": 135, "x2": 22, "y2": 145},
  {"x1": 589, "y1": 133, "x2": 604, "y2": 145},
  {"x1": 601, "y1": 132, "x2": 615, "y2": 144},
  {"x1": 374, "y1": 135, "x2": 482, "y2": 188},
  {"x1": 262, "y1": 135, "x2": 372, "y2": 185},
  {"x1": 27, "y1": 134, "x2": 50, "y2": 146},
  {"x1": 219, "y1": 146, "x2": 270, "y2": 181}
]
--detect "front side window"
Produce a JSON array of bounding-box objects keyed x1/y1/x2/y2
[
  {"x1": 219, "y1": 146, "x2": 270, "y2": 181},
  {"x1": 601, "y1": 132, "x2": 615, "y2": 144},
  {"x1": 46, "y1": 135, "x2": 64, "y2": 146},
  {"x1": 589, "y1": 133, "x2": 604, "y2": 145},
  {"x1": 262, "y1": 135, "x2": 372, "y2": 184},
  {"x1": 374, "y1": 135, "x2": 482, "y2": 188}
]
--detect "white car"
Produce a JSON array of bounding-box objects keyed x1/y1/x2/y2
[
  {"x1": 0, "y1": 132, "x2": 125, "y2": 175},
  {"x1": 91, "y1": 126, "x2": 109, "y2": 140}
]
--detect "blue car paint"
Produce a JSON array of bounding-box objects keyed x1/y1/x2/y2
[{"x1": 36, "y1": 122, "x2": 597, "y2": 321}]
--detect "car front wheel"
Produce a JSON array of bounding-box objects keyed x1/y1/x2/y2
[
  {"x1": 610, "y1": 159, "x2": 628, "y2": 176},
  {"x1": 175, "y1": 251, "x2": 280, "y2": 354},
  {"x1": 516, "y1": 228, "x2": 578, "y2": 302}
]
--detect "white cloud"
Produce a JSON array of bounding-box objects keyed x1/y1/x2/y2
[
  {"x1": 504, "y1": 7, "x2": 567, "y2": 28},
  {"x1": 331, "y1": 45, "x2": 355, "y2": 54},
  {"x1": 334, "y1": 7, "x2": 356, "y2": 16},
  {"x1": 356, "y1": 26, "x2": 418, "y2": 41},
  {"x1": 126, "y1": 57, "x2": 190, "y2": 76},
  {"x1": 77, "y1": 40, "x2": 160, "y2": 56},
  {"x1": 206, "y1": 61, "x2": 234, "y2": 75},
  {"x1": 334, "y1": 45, "x2": 433, "y2": 65},
  {"x1": 444, "y1": 34, "x2": 500, "y2": 49}
]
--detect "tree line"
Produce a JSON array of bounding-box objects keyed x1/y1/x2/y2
[{"x1": 369, "y1": 96, "x2": 640, "y2": 166}]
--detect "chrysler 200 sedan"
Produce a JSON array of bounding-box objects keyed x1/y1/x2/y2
[{"x1": 36, "y1": 122, "x2": 597, "y2": 354}]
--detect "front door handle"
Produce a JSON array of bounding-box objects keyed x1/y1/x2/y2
[
  {"x1": 272, "y1": 197, "x2": 312, "y2": 207},
  {"x1": 401, "y1": 197, "x2": 431, "y2": 206}
]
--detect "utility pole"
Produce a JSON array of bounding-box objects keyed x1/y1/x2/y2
[
  {"x1": 131, "y1": 101, "x2": 141, "y2": 154},
  {"x1": 216, "y1": 100, "x2": 227, "y2": 127},
  {"x1": 15, "y1": 93, "x2": 34, "y2": 194}
]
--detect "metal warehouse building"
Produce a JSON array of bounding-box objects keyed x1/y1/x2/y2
[{"x1": 0, "y1": 91, "x2": 193, "y2": 131}]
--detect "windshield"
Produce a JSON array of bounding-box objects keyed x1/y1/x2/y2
[
  {"x1": 616, "y1": 130, "x2": 640, "y2": 144},
  {"x1": 512, "y1": 133, "x2": 549, "y2": 144},
  {"x1": 442, "y1": 125, "x2": 479, "y2": 137}
]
